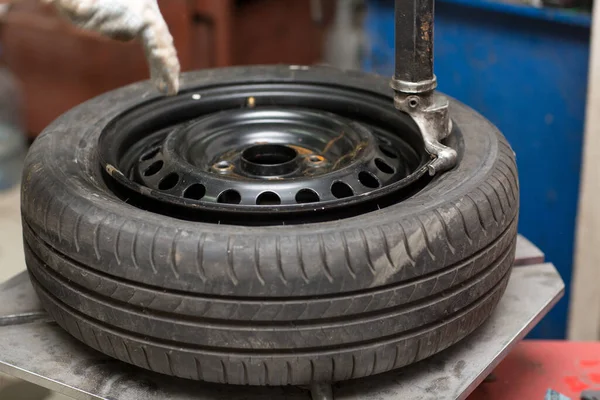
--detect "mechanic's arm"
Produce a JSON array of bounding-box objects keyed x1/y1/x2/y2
[{"x1": 1, "y1": 0, "x2": 180, "y2": 95}]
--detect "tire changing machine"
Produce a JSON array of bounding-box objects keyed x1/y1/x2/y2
[{"x1": 0, "y1": 0, "x2": 564, "y2": 398}]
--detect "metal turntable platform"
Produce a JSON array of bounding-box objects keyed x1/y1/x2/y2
[{"x1": 0, "y1": 235, "x2": 562, "y2": 400}]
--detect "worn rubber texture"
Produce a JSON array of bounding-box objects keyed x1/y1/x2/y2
[{"x1": 21, "y1": 66, "x2": 519, "y2": 385}]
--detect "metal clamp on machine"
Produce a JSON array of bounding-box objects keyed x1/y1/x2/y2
[{"x1": 391, "y1": 0, "x2": 457, "y2": 175}]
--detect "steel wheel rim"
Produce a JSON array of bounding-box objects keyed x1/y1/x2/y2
[{"x1": 99, "y1": 82, "x2": 434, "y2": 224}]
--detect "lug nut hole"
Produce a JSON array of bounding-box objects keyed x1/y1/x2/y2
[{"x1": 308, "y1": 155, "x2": 324, "y2": 163}]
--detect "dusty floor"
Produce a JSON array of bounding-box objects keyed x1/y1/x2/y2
[{"x1": 0, "y1": 185, "x2": 70, "y2": 399}]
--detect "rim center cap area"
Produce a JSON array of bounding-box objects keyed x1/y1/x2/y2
[{"x1": 240, "y1": 144, "x2": 299, "y2": 177}]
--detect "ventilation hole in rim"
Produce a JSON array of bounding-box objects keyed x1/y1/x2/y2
[
  {"x1": 218, "y1": 189, "x2": 242, "y2": 204},
  {"x1": 183, "y1": 184, "x2": 206, "y2": 200},
  {"x1": 375, "y1": 158, "x2": 395, "y2": 174},
  {"x1": 359, "y1": 171, "x2": 380, "y2": 188},
  {"x1": 141, "y1": 147, "x2": 160, "y2": 161},
  {"x1": 331, "y1": 181, "x2": 354, "y2": 199},
  {"x1": 144, "y1": 160, "x2": 164, "y2": 176},
  {"x1": 158, "y1": 173, "x2": 179, "y2": 190},
  {"x1": 256, "y1": 191, "x2": 281, "y2": 205},
  {"x1": 295, "y1": 189, "x2": 320, "y2": 204},
  {"x1": 379, "y1": 144, "x2": 399, "y2": 159}
]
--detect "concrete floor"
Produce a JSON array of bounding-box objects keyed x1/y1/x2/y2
[{"x1": 0, "y1": 185, "x2": 70, "y2": 400}]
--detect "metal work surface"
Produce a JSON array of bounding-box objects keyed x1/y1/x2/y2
[
  {"x1": 0, "y1": 236, "x2": 563, "y2": 400},
  {"x1": 515, "y1": 235, "x2": 545, "y2": 266}
]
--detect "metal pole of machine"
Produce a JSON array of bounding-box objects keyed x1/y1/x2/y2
[
  {"x1": 393, "y1": 0, "x2": 436, "y2": 92},
  {"x1": 391, "y1": 0, "x2": 456, "y2": 174}
]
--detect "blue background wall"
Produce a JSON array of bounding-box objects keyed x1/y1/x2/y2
[{"x1": 363, "y1": 0, "x2": 591, "y2": 338}]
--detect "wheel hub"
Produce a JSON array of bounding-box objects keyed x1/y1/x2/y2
[{"x1": 134, "y1": 107, "x2": 411, "y2": 206}]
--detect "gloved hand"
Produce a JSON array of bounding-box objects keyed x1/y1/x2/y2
[{"x1": 42, "y1": 0, "x2": 180, "y2": 95}]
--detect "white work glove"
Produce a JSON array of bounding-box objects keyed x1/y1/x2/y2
[{"x1": 42, "y1": 0, "x2": 180, "y2": 95}]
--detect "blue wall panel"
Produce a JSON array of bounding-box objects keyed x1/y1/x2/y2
[{"x1": 364, "y1": 0, "x2": 590, "y2": 338}]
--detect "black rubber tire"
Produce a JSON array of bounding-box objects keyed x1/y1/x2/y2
[{"x1": 21, "y1": 66, "x2": 519, "y2": 386}]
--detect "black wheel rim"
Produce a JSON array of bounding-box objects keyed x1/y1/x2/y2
[{"x1": 99, "y1": 82, "x2": 434, "y2": 225}]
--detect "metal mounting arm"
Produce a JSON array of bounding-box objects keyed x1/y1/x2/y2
[{"x1": 391, "y1": 0, "x2": 457, "y2": 175}]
